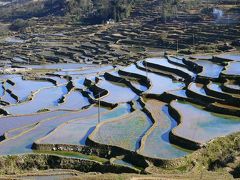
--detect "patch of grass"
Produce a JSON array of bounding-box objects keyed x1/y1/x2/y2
[
  {"x1": 175, "y1": 165, "x2": 188, "y2": 172},
  {"x1": 33, "y1": 150, "x2": 108, "y2": 163},
  {"x1": 187, "y1": 132, "x2": 240, "y2": 170}
]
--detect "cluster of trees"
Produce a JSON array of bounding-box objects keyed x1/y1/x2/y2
[
  {"x1": 67, "y1": 0, "x2": 135, "y2": 24},
  {"x1": 1, "y1": 0, "x2": 136, "y2": 24},
  {"x1": 10, "y1": 19, "x2": 30, "y2": 31},
  {"x1": 161, "y1": 0, "x2": 180, "y2": 23},
  {"x1": 67, "y1": 0, "x2": 93, "y2": 19},
  {"x1": 159, "y1": 0, "x2": 203, "y2": 23},
  {"x1": 95, "y1": 0, "x2": 134, "y2": 22}
]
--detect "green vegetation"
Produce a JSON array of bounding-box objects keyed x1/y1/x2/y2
[
  {"x1": 0, "y1": 22, "x2": 10, "y2": 37},
  {"x1": 161, "y1": 0, "x2": 180, "y2": 23},
  {"x1": 0, "y1": 0, "x2": 137, "y2": 24},
  {"x1": 185, "y1": 132, "x2": 240, "y2": 178},
  {"x1": 68, "y1": 0, "x2": 136, "y2": 24},
  {"x1": 193, "y1": 132, "x2": 240, "y2": 169},
  {"x1": 34, "y1": 150, "x2": 108, "y2": 163},
  {"x1": 0, "y1": 0, "x2": 67, "y2": 20},
  {"x1": 9, "y1": 19, "x2": 34, "y2": 31}
]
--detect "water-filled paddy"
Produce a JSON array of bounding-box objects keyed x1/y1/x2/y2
[
  {"x1": 110, "y1": 71, "x2": 148, "y2": 92},
  {"x1": 167, "y1": 56, "x2": 186, "y2": 67},
  {"x1": 91, "y1": 110, "x2": 152, "y2": 151},
  {"x1": 122, "y1": 62, "x2": 184, "y2": 95},
  {"x1": 55, "y1": 65, "x2": 114, "y2": 76},
  {"x1": 5, "y1": 123, "x2": 38, "y2": 139},
  {"x1": 51, "y1": 90, "x2": 89, "y2": 111},
  {"x1": 0, "y1": 106, "x2": 108, "y2": 155},
  {"x1": 0, "y1": 74, "x2": 21, "y2": 81},
  {"x1": 215, "y1": 54, "x2": 240, "y2": 61},
  {"x1": 168, "y1": 89, "x2": 188, "y2": 99},
  {"x1": 42, "y1": 75, "x2": 68, "y2": 85},
  {"x1": 139, "y1": 100, "x2": 190, "y2": 159},
  {"x1": 207, "y1": 82, "x2": 240, "y2": 98},
  {"x1": 138, "y1": 61, "x2": 185, "y2": 93},
  {"x1": 130, "y1": 80, "x2": 148, "y2": 92},
  {"x1": 4, "y1": 86, "x2": 68, "y2": 115},
  {"x1": 171, "y1": 101, "x2": 240, "y2": 143},
  {"x1": 97, "y1": 79, "x2": 137, "y2": 103},
  {"x1": 195, "y1": 60, "x2": 223, "y2": 78},
  {"x1": 72, "y1": 77, "x2": 85, "y2": 89},
  {"x1": 1, "y1": 91, "x2": 17, "y2": 104},
  {"x1": 145, "y1": 57, "x2": 195, "y2": 78},
  {"x1": 120, "y1": 63, "x2": 147, "y2": 78},
  {"x1": 223, "y1": 61, "x2": 240, "y2": 76},
  {"x1": 188, "y1": 83, "x2": 207, "y2": 96},
  {"x1": 39, "y1": 103, "x2": 131, "y2": 146},
  {"x1": 5, "y1": 76, "x2": 54, "y2": 102},
  {"x1": 0, "y1": 111, "x2": 68, "y2": 137}
]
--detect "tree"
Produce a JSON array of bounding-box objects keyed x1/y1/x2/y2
[
  {"x1": 10, "y1": 19, "x2": 29, "y2": 31},
  {"x1": 161, "y1": 0, "x2": 180, "y2": 23}
]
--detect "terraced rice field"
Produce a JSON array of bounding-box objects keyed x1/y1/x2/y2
[
  {"x1": 138, "y1": 100, "x2": 190, "y2": 159},
  {"x1": 0, "y1": 53, "x2": 239, "y2": 167}
]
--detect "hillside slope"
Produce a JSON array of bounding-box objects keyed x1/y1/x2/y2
[{"x1": 0, "y1": 0, "x2": 137, "y2": 23}]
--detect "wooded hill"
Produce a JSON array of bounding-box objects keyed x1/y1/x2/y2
[{"x1": 0, "y1": 0, "x2": 138, "y2": 23}]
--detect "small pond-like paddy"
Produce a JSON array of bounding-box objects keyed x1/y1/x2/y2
[
  {"x1": 194, "y1": 60, "x2": 223, "y2": 78},
  {"x1": 171, "y1": 101, "x2": 240, "y2": 143}
]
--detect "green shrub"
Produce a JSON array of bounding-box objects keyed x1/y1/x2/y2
[{"x1": 10, "y1": 19, "x2": 29, "y2": 31}]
